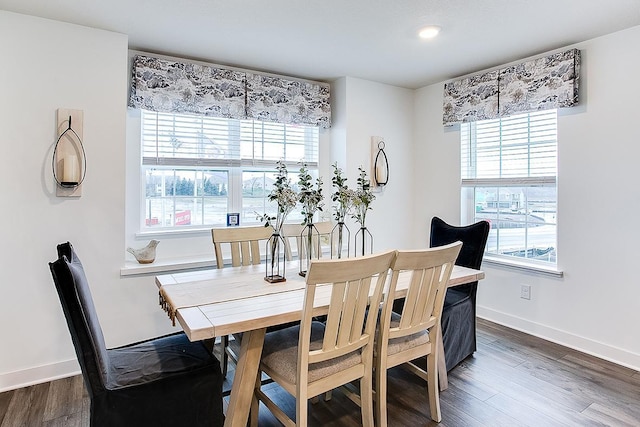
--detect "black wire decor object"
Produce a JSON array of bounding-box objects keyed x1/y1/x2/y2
[
  {"x1": 52, "y1": 115, "x2": 86, "y2": 188},
  {"x1": 374, "y1": 140, "x2": 389, "y2": 186}
]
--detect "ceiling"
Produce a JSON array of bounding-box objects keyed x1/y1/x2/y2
[{"x1": 2, "y1": 0, "x2": 640, "y2": 89}]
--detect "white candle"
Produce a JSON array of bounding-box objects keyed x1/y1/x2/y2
[{"x1": 63, "y1": 154, "x2": 78, "y2": 183}]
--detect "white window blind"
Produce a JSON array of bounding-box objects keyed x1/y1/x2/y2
[
  {"x1": 142, "y1": 111, "x2": 318, "y2": 169},
  {"x1": 461, "y1": 110, "x2": 557, "y2": 186}
]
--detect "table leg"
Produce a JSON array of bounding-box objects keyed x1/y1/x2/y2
[
  {"x1": 224, "y1": 328, "x2": 267, "y2": 427},
  {"x1": 437, "y1": 325, "x2": 448, "y2": 391}
]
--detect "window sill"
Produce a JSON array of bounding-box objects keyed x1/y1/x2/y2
[
  {"x1": 120, "y1": 254, "x2": 216, "y2": 277},
  {"x1": 483, "y1": 255, "x2": 563, "y2": 278}
]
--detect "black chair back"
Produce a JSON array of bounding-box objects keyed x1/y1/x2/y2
[
  {"x1": 50, "y1": 242, "x2": 108, "y2": 399},
  {"x1": 430, "y1": 217, "x2": 490, "y2": 295}
]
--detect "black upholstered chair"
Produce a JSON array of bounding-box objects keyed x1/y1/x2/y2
[
  {"x1": 49, "y1": 242, "x2": 224, "y2": 427},
  {"x1": 429, "y1": 217, "x2": 490, "y2": 371}
]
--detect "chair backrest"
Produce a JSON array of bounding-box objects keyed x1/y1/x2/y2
[
  {"x1": 211, "y1": 225, "x2": 273, "y2": 268},
  {"x1": 379, "y1": 242, "x2": 462, "y2": 354},
  {"x1": 300, "y1": 250, "x2": 396, "y2": 378},
  {"x1": 282, "y1": 221, "x2": 333, "y2": 261},
  {"x1": 429, "y1": 217, "x2": 489, "y2": 270},
  {"x1": 49, "y1": 242, "x2": 109, "y2": 398},
  {"x1": 430, "y1": 217, "x2": 489, "y2": 296}
]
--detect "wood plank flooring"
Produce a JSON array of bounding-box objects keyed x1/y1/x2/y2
[{"x1": 1, "y1": 319, "x2": 638, "y2": 426}]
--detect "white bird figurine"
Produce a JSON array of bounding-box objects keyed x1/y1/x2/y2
[{"x1": 127, "y1": 240, "x2": 160, "y2": 264}]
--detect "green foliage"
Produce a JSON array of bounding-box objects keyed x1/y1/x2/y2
[
  {"x1": 257, "y1": 160, "x2": 297, "y2": 232},
  {"x1": 331, "y1": 162, "x2": 354, "y2": 222},
  {"x1": 298, "y1": 163, "x2": 324, "y2": 226},
  {"x1": 352, "y1": 166, "x2": 375, "y2": 227}
]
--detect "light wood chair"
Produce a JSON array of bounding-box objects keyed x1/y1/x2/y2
[
  {"x1": 211, "y1": 225, "x2": 273, "y2": 377},
  {"x1": 282, "y1": 221, "x2": 334, "y2": 261},
  {"x1": 375, "y1": 241, "x2": 462, "y2": 425},
  {"x1": 251, "y1": 250, "x2": 396, "y2": 427}
]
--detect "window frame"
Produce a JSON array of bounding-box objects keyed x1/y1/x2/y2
[
  {"x1": 460, "y1": 109, "x2": 559, "y2": 270},
  {"x1": 136, "y1": 110, "x2": 320, "y2": 232}
]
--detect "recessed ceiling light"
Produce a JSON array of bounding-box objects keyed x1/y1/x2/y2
[{"x1": 418, "y1": 25, "x2": 441, "y2": 39}]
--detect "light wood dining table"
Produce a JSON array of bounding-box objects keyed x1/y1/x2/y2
[{"x1": 156, "y1": 261, "x2": 484, "y2": 427}]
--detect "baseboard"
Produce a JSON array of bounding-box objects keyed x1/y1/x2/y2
[
  {"x1": 0, "y1": 359, "x2": 80, "y2": 393},
  {"x1": 477, "y1": 306, "x2": 640, "y2": 371}
]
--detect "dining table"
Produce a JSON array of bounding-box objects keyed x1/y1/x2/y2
[{"x1": 155, "y1": 260, "x2": 484, "y2": 427}]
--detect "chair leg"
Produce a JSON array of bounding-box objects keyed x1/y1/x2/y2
[
  {"x1": 222, "y1": 335, "x2": 229, "y2": 378},
  {"x1": 375, "y1": 363, "x2": 388, "y2": 427},
  {"x1": 360, "y1": 371, "x2": 375, "y2": 427},
  {"x1": 296, "y1": 391, "x2": 308, "y2": 427},
  {"x1": 427, "y1": 352, "x2": 442, "y2": 422}
]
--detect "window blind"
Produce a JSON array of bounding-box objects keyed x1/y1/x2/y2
[
  {"x1": 142, "y1": 111, "x2": 318, "y2": 168},
  {"x1": 461, "y1": 110, "x2": 557, "y2": 186}
]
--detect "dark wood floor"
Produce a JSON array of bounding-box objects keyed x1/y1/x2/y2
[{"x1": 2, "y1": 319, "x2": 639, "y2": 426}]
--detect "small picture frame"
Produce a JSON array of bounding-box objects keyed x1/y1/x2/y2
[{"x1": 227, "y1": 213, "x2": 240, "y2": 227}]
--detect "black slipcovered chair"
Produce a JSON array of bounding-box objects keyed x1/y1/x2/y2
[
  {"x1": 429, "y1": 217, "x2": 490, "y2": 372},
  {"x1": 49, "y1": 242, "x2": 224, "y2": 427}
]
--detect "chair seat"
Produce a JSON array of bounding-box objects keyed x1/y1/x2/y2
[
  {"x1": 107, "y1": 332, "x2": 216, "y2": 389},
  {"x1": 443, "y1": 287, "x2": 470, "y2": 308},
  {"x1": 261, "y1": 321, "x2": 362, "y2": 385},
  {"x1": 376, "y1": 312, "x2": 430, "y2": 357}
]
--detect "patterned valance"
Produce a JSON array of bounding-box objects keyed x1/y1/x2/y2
[
  {"x1": 443, "y1": 71, "x2": 499, "y2": 125},
  {"x1": 246, "y1": 73, "x2": 331, "y2": 128},
  {"x1": 443, "y1": 48, "x2": 580, "y2": 126},
  {"x1": 128, "y1": 54, "x2": 331, "y2": 128},
  {"x1": 129, "y1": 55, "x2": 246, "y2": 119}
]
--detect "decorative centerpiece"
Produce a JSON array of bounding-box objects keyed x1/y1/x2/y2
[
  {"x1": 352, "y1": 166, "x2": 375, "y2": 256},
  {"x1": 330, "y1": 162, "x2": 354, "y2": 259},
  {"x1": 297, "y1": 163, "x2": 324, "y2": 277},
  {"x1": 258, "y1": 161, "x2": 297, "y2": 283}
]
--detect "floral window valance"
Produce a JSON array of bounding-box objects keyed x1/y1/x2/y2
[
  {"x1": 246, "y1": 73, "x2": 331, "y2": 128},
  {"x1": 443, "y1": 48, "x2": 580, "y2": 126},
  {"x1": 128, "y1": 54, "x2": 331, "y2": 128}
]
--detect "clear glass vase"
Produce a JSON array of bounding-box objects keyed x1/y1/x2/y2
[
  {"x1": 331, "y1": 221, "x2": 350, "y2": 259},
  {"x1": 299, "y1": 223, "x2": 321, "y2": 277},
  {"x1": 354, "y1": 226, "x2": 373, "y2": 257},
  {"x1": 265, "y1": 232, "x2": 287, "y2": 283}
]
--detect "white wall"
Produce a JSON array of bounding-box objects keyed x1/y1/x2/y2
[
  {"x1": 0, "y1": 11, "x2": 176, "y2": 391},
  {"x1": 331, "y1": 77, "x2": 415, "y2": 252},
  {"x1": 414, "y1": 25, "x2": 640, "y2": 369}
]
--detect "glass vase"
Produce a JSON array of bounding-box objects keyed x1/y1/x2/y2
[
  {"x1": 299, "y1": 223, "x2": 321, "y2": 277},
  {"x1": 330, "y1": 221, "x2": 350, "y2": 259},
  {"x1": 354, "y1": 226, "x2": 373, "y2": 257},
  {"x1": 265, "y1": 232, "x2": 287, "y2": 283}
]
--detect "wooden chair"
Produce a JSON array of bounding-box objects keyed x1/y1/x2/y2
[
  {"x1": 211, "y1": 225, "x2": 273, "y2": 377},
  {"x1": 211, "y1": 224, "x2": 273, "y2": 268},
  {"x1": 282, "y1": 221, "x2": 334, "y2": 261},
  {"x1": 375, "y1": 242, "x2": 462, "y2": 425},
  {"x1": 251, "y1": 250, "x2": 397, "y2": 426}
]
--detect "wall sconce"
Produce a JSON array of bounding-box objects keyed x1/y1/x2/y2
[
  {"x1": 371, "y1": 136, "x2": 389, "y2": 188},
  {"x1": 52, "y1": 109, "x2": 85, "y2": 197}
]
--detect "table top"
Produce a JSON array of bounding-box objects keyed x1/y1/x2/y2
[{"x1": 156, "y1": 261, "x2": 484, "y2": 342}]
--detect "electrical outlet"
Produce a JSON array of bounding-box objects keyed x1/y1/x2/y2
[{"x1": 520, "y1": 284, "x2": 531, "y2": 300}]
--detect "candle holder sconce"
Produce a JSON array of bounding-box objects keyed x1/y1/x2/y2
[
  {"x1": 53, "y1": 109, "x2": 86, "y2": 197},
  {"x1": 371, "y1": 136, "x2": 388, "y2": 189}
]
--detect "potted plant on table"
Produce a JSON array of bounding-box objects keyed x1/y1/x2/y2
[
  {"x1": 330, "y1": 162, "x2": 354, "y2": 258},
  {"x1": 258, "y1": 160, "x2": 297, "y2": 282},
  {"x1": 297, "y1": 162, "x2": 324, "y2": 276},
  {"x1": 352, "y1": 166, "x2": 375, "y2": 256}
]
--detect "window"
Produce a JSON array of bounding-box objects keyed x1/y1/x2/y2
[
  {"x1": 141, "y1": 110, "x2": 319, "y2": 230},
  {"x1": 461, "y1": 110, "x2": 557, "y2": 265}
]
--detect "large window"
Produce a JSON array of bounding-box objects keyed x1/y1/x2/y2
[
  {"x1": 141, "y1": 110, "x2": 318, "y2": 230},
  {"x1": 461, "y1": 110, "x2": 557, "y2": 266}
]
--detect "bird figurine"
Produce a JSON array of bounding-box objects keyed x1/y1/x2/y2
[{"x1": 127, "y1": 240, "x2": 160, "y2": 264}]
